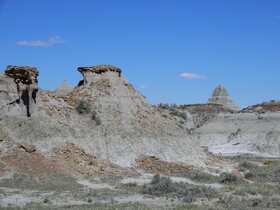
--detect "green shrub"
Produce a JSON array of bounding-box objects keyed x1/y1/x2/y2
[
  {"x1": 76, "y1": 101, "x2": 91, "y2": 114},
  {"x1": 244, "y1": 172, "x2": 254, "y2": 179},
  {"x1": 219, "y1": 172, "x2": 239, "y2": 184},
  {"x1": 239, "y1": 160, "x2": 280, "y2": 183},
  {"x1": 177, "y1": 169, "x2": 220, "y2": 183},
  {"x1": 0, "y1": 173, "x2": 82, "y2": 192},
  {"x1": 143, "y1": 175, "x2": 217, "y2": 202},
  {"x1": 239, "y1": 161, "x2": 258, "y2": 171},
  {"x1": 143, "y1": 175, "x2": 175, "y2": 195}
]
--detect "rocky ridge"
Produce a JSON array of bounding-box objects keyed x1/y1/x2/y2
[
  {"x1": 1, "y1": 64, "x2": 280, "y2": 209},
  {"x1": 0, "y1": 65, "x2": 205, "y2": 178},
  {"x1": 1, "y1": 64, "x2": 280, "y2": 179}
]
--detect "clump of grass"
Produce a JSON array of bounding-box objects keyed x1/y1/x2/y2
[
  {"x1": 143, "y1": 175, "x2": 175, "y2": 195},
  {"x1": 177, "y1": 169, "x2": 220, "y2": 183},
  {"x1": 219, "y1": 172, "x2": 240, "y2": 184},
  {"x1": 0, "y1": 203, "x2": 157, "y2": 210},
  {"x1": 218, "y1": 186, "x2": 280, "y2": 210},
  {"x1": 143, "y1": 175, "x2": 217, "y2": 203},
  {"x1": 232, "y1": 183, "x2": 280, "y2": 197},
  {"x1": 0, "y1": 173, "x2": 82, "y2": 192},
  {"x1": 239, "y1": 160, "x2": 257, "y2": 171},
  {"x1": 238, "y1": 159, "x2": 280, "y2": 183}
]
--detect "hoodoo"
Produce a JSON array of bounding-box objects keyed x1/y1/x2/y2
[
  {"x1": 78, "y1": 64, "x2": 122, "y2": 85},
  {"x1": 208, "y1": 84, "x2": 240, "y2": 111},
  {"x1": 2, "y1": 65, "x2": 39, "y2": 117},
  {"x1": 0, "y1": 64, "x2": 206, "y2": 168}
]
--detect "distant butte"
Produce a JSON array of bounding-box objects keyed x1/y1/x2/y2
[{"x1": 208, "y1": 84, "x2": 240, "y2": 111}]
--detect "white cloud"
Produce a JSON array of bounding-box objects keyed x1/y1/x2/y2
[
  {"x1": 179, "y1": 72, "x2": 206, "y2": 80},
  {"x1": 16, "y1": 36, "x2": 64, "y2": 47}
]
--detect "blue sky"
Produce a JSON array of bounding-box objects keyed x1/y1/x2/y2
[{"x1": 0, "y1": 0, "x2": 279, "y2": 107}]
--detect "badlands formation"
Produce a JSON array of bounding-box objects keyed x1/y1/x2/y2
[
  {"x1": 0, "y1": 65, "x2": 206, "y2": 172},
  {"x1": 1, "y1": 64, "x2": 280, "y2": 209},
  {"x1": 0, "y1": 64, "x2": 280, "y2": 172},
  {"x1": 208, "y1": 84, "x2": 240, "y2": 111}
]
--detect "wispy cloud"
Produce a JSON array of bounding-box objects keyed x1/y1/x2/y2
[
  {"x1": 179, "y1": 72, "x2": 206, "y2": 80},
  {"x1": 16, "y1": 36, "x2": 64, "y2": 47},
  {"x1": 139, "y1": 85, "x2": 149, "y2": 90}
]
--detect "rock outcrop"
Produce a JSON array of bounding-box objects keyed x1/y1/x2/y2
[
  {"x1": 78, "y1": 65, "x2": 122, "y2": 86},
  {"x1": 158, "y1": 101, "x2": 280, "y2": 158},
  {"x1": 208, "y1": 85, "x2": 240, "y2": 111},
  {"x1": 242, "y1": 101, "x2": 280, "y2": 113},
  {"x1": 0, "y1": 65, "x2": 39, "y2": 117},
  {"x1": 1, "y1": 63, "x2": 280, "y2": 175},
  {"x1": 0, "y1": 64, "x2": 206, "y2": 169},
  {"x1": 194, "y1": 111, "x2": 280, "y2": 158}
]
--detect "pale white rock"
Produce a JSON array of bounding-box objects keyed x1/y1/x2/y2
[
  {"x1": 0, "y1": 65, "x2": 206, "y2": 168},
  {"x1": 208, "y1": 85, "x2": 240, "y2": 111}
]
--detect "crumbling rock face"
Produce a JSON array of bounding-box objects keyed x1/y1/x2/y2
[
  {"x1": 2, "y1": 65, "x2": 39, "y2": 117},
  {"x1": 178, "y1": 103, "x2": 234, "y2": 114},
  {"x1": 195, "y1": 112, "x2": 280, "y2": 158},
  {"x1": 136, "y1": 156, "x2": 193, "y2": 176},
  {"x1": 157, "y1": 103, "x2": 230, "y2": 130},
  {"x1": 178, "y1": 104, "x2": 233, "y2": 129},
  {"x1": 54, "y1": 143, "x2": 137, "y2": 177},
  {"x1": 0, "y1": 74, "x2": 18, "y2": 108},
  {"x1": 1, "y1": 63, "x2": 280, "y2": 177},
  {"x1": 78, "y1": 64, "x2": 122, "y2": 85},
  {"x1": 1, "y1": 146, "x2": 59, "y2": 176},
  {"x1": 0, "y1": 64, "x2": 206, "y2": 169},
  {"x1": 242, "y1": 101, "x2": 280, "y2": 113},
  {"x1": 18, "y1": 144, "x2": 36, "y2": 153}
]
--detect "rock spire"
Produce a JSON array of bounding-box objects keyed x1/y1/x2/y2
[
  {"x1": 208, "y1": 85, "x2": 240, "y2": 111},
  {"x1": 4, "y1": 65, "x2": 39, "y2": 117}
]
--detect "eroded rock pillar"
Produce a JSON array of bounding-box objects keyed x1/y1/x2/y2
[{"x1": 5, "y1": 66, "x2": 39, "y2": 117}]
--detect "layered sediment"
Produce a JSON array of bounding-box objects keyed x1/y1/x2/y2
[
  {"x1": 0, "y1": 64, "x2": 206, "y2": 169},
  {"x1": 1, "y1": 65, "x2": 39, "y2": 117},
  {"x1": 208, "y1": 85, "x2": 240, "y2": 111}
]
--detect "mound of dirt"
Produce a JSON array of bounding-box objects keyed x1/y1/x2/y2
[
  {"x1": 136, "y1": 156, "x2": 193, "y2": 175},
  {"x1": 55, "y1": 143, "x2": 137, "y2": 177}
]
